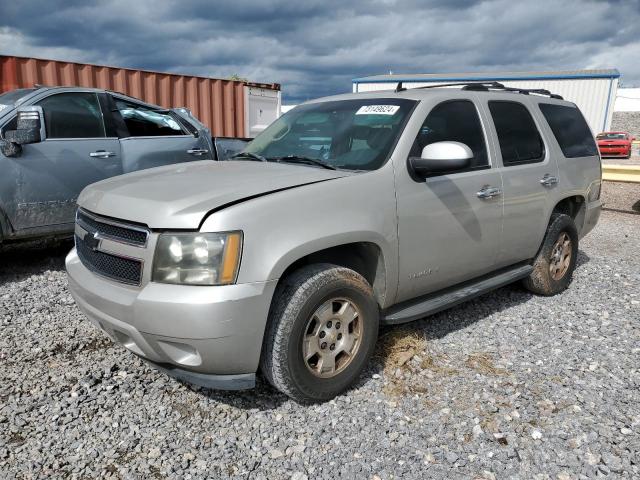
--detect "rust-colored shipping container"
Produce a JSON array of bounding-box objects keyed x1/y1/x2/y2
[{"x1": 0, "y1": 55, "x2": 281, "y2": 138}]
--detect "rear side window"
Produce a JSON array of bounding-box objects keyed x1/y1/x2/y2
[
  {"x1": 539, "y1": 103, "x2": 598, "y2": 158},
  {"x1": 114, "y1": 98, "x2": 186, "y2": 137},
  {"x1": 488, "y1": 101, "x2": 544, "y2": 165},
  {"x1": 37, "y1": 92, "x2": 105, "y2": 139},
  {"x1": 411, "y1": 100, "x2": 489, "y2": 170}
]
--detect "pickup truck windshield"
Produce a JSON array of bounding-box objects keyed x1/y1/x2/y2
[
  {"x1": 244, "y1": 98, "x2": 416, "y2": 171},
  {"x1": 0, "y1": 88, "x2": 37, "y2": 108}
]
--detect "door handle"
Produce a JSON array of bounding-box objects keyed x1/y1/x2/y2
[
  {"x1": 540, "y1": 174, "x2": 558, "y2": 187},
  {"x1": 89, "y1": 150, "x2": 116, "y2": 158},
  {"x1": 477, "y1": 186, "x2": 502, "y2": 199},
  {"x1": 187, "y1": 148, "x2": 209, "y2": 156}
]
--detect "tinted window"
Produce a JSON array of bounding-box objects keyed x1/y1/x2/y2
[
  {"x1": 489, "y1": 101, "x2": 544, "y2": 165},
  {"x1": 114, "y1": 98, "x2": 186, "y2": 137},
  {"x1": 411, "y1": 100, "x2": 488, "y2": 171},
  {"x1": 539, "y1": 104, "x2": 598, "y2": 158},
  {"x1": 37, "y1": 92, "x2": 105, "y2": 139},
  {"x1": 245, "y1": 99, "x2": 416, "y2": 171}
]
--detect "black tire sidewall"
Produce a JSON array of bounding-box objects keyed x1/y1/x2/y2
[
  {"x1": 285, "y1": 275, "x2": 379, "y2": 401},
  {"x1": 539, "y1": 214, "x2": 579, "y2": 292}
]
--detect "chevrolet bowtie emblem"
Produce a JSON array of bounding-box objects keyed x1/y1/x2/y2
[{"x1": 84, "y1": 231, "x2": 100, "y2": 251}]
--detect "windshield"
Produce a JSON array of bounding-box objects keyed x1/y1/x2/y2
[
  {"x1": 597, "y1": 133, "x2": 627, "y2": 140},
  {"x1": 0, "y1": 88, "x2": 37, "y2": 109},
  {"x1": 243, "y1": 98, "x2": 416, "y2": 171}
]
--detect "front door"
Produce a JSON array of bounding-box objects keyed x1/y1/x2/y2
[
  {"x1": 5, "y1": 91, "x2": 121, "y2": 231},
  {"x1": 394, "y1": 98, "x2": 504, "y2": 303}
]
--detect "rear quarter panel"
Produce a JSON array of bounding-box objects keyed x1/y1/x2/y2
[{"x1": 530, "y1": 97, "x2": 601, "y2": 235}]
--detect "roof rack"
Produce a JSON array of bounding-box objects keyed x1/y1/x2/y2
[{"x1": 394, "y1": 81, "x2": 563, "y2": 99}]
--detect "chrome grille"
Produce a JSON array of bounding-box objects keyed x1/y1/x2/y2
[
  {"x1": 77, "y1": 209, "x2": 148, "y2": 247},
  {"x1": 75, "y1": 234, "x2": 143, "y2": 285},
  {"x1": 75, "y1": 209, "x2": 148, "y2": 286}
]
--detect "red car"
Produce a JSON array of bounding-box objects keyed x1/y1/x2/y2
[{"x1": 597, "y1": 132, "x2": 634, "y2": 158}]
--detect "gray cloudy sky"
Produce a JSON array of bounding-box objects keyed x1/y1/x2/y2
[{"x1": 1, "y1": 0, "x2": 639, "y2": 102}]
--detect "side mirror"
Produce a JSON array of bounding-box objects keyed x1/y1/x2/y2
[
  {"x1": 4, "y1": 106, "x2": 45, "y2": 146},
  {"x1": 408, "y1": 141, "x2": 473, "y2": 178}
]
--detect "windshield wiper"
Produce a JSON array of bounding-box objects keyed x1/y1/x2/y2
[
  {"x1": 232, "y1": 152, "x2": 267, "y2": 162},
  {"x1": 271, "y1": 155, "x2": 337, "y2": 170}
]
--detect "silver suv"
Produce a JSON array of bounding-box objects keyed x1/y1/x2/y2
[{"x1": 66, "y1": 83, "x2": 602, "y2": 402}]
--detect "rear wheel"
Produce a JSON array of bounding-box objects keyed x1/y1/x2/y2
[
  {"x1": 260, "y1": 264, "x2": 379, "y2": 403},
  {"x1": 523, "y1": 213, "x2": 578, "y2": 296}
]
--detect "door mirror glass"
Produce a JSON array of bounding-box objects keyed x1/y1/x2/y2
[{"x1": 409, "y1": 141, "x2": 472, "y2": 177}]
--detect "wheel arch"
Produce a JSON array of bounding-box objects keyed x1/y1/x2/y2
[
  {"x1": 551, "y1": 194, "x2": 586, "y2": 233},
  {"x1": 270, "y1": 238, "x2": 390, "y2": 309}
]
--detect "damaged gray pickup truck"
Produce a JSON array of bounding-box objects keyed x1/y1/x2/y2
[
  {"x1": 66, "y1": 83, "x2": 602, "y2": 402},
  {"x1": 0, "y1": 86, "x2": 246, "y2": 244}
]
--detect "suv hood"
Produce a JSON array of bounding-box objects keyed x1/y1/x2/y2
[{"x1": 78, "y1": 160, "x2": 351, "y2": 229}]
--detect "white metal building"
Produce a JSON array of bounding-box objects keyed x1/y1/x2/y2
[
  {"x1": 353, "y1": 69, "x2": 620, "y2": 133},
  {"x1": 614, "y1": 88, "x2": 640, "y2": 112}
]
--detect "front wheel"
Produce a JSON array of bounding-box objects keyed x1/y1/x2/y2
[
  {"x1": 260, "y1": 264, "x2": 379, "y2": 403},
  {"x1": 523, "y1": 213, "x2": 578, "y2": 296}
]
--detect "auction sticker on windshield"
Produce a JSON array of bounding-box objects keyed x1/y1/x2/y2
[{"x1": 356, "y1": 105, "x2": 400, "y2": 115}]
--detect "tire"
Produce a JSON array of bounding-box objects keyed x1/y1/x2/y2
[
  {"x1": 260, "y1": 263, "x2": 379, "y2": 403},
  {"x1": 523, "y1": 213, "x2": 578, "y2": 296}
]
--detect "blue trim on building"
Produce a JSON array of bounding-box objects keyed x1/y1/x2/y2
[{"x1": 353, "y1": 71, "x2": 621, "y2": 84}]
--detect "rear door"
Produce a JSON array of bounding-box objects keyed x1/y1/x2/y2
[
  {"x1": 4, "y1": 91, "x2": 121, "y2": 231},
  {"x1": 110, "y1": 95, "x2": 213, "y2": 173},
  {"x1": 480, "y1": 98, "x2": 561, "y2": 267},
  {"x1": 394, "y1": 98, "x2": 504, "y2": 302}
]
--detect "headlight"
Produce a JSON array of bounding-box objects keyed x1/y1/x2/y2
[{"x1": 152, "y1": 232, "x2": 242, "y2": 285}]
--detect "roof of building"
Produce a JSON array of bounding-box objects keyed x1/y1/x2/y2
[{"x1": 353, "y1": 69, "x2": 621, "y2": 84}]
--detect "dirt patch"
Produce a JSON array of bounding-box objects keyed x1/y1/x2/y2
[{"x1": 465, "y1": 352, "x2": 509, "y2": 376}]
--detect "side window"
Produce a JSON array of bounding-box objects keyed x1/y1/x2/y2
[
  {"x1": 114, "y1": 98, "x2": 186, "y2": 137},
  {"x1": 411, "y1": 100, "x2": 488, "y2": 171},
  {"x1": 488, "y1": 101, "x2": 544, "y2": 165},
  {"x1": 538, "y1": 103, "x2": 598, "y2": 158},
  {"x1": 36, "y1": 92, "x2": 105, "y2": 139}
]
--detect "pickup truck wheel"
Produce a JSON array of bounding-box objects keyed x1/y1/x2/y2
[
  {"x1": 260, "y1": 264, "x2": 379, "y2": 403},
  {"x1": 523, "y1": 213, "x2": 578, "y2": 296}
]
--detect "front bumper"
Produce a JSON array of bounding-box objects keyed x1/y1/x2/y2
[
  {"x1": 598, "y1": 146, "x2": 630, "y2": 157},
  {"x1": 66, "y1": 248, "x2": 277, "y2": 388}
]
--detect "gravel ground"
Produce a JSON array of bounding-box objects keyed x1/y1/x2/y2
[
  {"x1": 602, "y1": 182, "x2": 640, "y2": 215},
  {"x1": 1, "y1": 202, "x2": 639, "y2": 478}
]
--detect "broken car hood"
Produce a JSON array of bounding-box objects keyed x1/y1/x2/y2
[{"x1": 78, "y1": 160, "x2": 351, "y2": 229}]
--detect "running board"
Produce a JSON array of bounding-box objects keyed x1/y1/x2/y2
[{"x1": 382, "y1": 264, "x2": 533, "y2": 325}]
